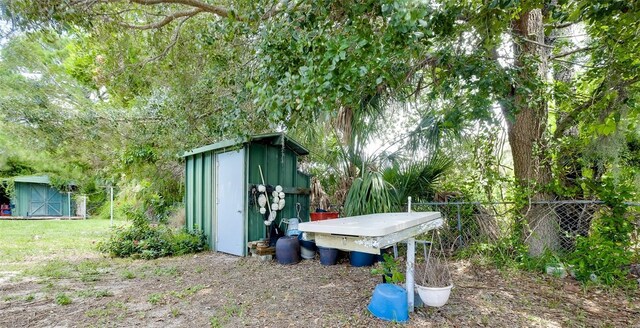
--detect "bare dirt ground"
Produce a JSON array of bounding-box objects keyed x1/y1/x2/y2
[{"x1": 1, "y1": 252, "x2": 638, "y2": 328}]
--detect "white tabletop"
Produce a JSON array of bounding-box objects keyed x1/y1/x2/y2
[{"x1": 298, "y1": 212, "x2": 441, "y2": 237}]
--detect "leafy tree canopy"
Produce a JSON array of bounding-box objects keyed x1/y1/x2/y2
[{"x1": 1, "y1": 0, "x2": 638, "y2": 224}]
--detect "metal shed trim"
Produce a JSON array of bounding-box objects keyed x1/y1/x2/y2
[
  {"x1": 11, "y1": 176, "x2": 52, "y2": 184},
  {"x1": 2, "y1": 175, "x2": 77, "y2": 186},
  {"x1": 182, "y1": 133, "x2": 309, "y2": 157}
]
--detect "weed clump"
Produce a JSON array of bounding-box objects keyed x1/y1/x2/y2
[
  {"x1": 97, "y1": 207, "x2": 207, "y2": 260},
  {"x1": 55, "y1": 293, "x2": 72, "y2": 305}
]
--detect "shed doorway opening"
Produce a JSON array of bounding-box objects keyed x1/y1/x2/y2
[{"x1": 0, "y1": 187, "x2": 11, "y2": 216}]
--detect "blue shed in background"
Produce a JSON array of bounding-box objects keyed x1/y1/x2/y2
[{"x1": 0, "y1": 176, "x2": 76, "y2": 218}]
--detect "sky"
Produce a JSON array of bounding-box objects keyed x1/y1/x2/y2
[{"x1": 0, "y1": 19, "x2": 10, "y2": 47}]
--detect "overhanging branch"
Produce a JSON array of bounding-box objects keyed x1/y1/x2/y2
[
  {"x1": 552, "y1": 58, "x2": 596, "y2": 69},
  {"x1": 519, "y1": 37, "x2": 554, "y2": 49},
  {"x1": 118, "y1": 8, "x2": 203, "y2": 29},
  {"x1": 554, "y1": 77, "x2": 640, "y2": 138},
  {"x1": 545, "y1": 21, "x2": 578, "y2": 29},
  {"x1": 130, "y1": 0, "x2": 240, "y2": 19},
  {"x1": 138, "y1": 17, "x2": 187, "y2": 66},
  {"x1": 551, "y1": 46, "x2": 594, "y2": 59},
  {"x1": 554, "y1": 80, "x2": 605, "y2": 138},
  {"x1": 71, "y1": 0, "x2": 240, "y2": 20}
]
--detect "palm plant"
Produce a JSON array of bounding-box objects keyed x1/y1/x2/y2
[
  {"x1": 343, "y1": 170, "x2": 394, "y2": 216},
  {"x1": 383, "y1": 154, "x2": 453, "y2": 207},
  {"x1": 339, "y1": 106, "x2": 456, "y2": 216},
  {"x1": 294, "y1": 93, "x2": 461, "y2": 216}
]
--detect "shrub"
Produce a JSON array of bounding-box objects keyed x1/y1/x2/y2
[
  {"x1": 569, "y1": 178, "x2": 635, "y2": 286},
  {"x1": 97, "y1": 207, "x2": 207, "y2": 259},
  {"x1": 172, "y1": 229, "x2": 207, "y2": 255},
  {"x1": 571, "y1": 235, "x2": 632, "y2": 285},
  {"x1": 456, "y1": 233, "x2": 529, "y2": 270}
]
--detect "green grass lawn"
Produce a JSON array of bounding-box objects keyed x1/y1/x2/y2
[{"x1": 0, "y1": 219, "x2": 128, "y2": 272}]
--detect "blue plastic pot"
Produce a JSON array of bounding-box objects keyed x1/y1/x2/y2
[
  {"x1": 318, "y1": 246, "x2": 339, "y2": 265},
  {"x1": 297, "y1": 234, "x2": 317, "y2": 250},
  {"x1": 350, "y1": 251, "x2": 376, "y2": 267}
]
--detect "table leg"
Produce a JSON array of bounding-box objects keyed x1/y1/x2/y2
[{"x1": 407, "y1": 237, "x2": 415, "y2": 312}]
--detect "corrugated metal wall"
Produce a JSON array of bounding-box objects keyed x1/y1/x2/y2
[
  {"x1": 184, "y1": 151, "x2": 214, "y2": 248},
  {"x1": 12, "y1": 182, "x2": 74, "y2": 217},
  {"x1": 184, "y1": 136, "x2": 310, "y2": 255},
  {"x1": 246, "y1": 142, "x2": 310, "y2": 243}
]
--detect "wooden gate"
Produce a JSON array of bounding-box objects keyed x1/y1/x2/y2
[{"x1": 29, "y1": 185, "x2": 62, "y2": 216}]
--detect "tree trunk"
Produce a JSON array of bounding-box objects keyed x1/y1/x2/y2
[{"x1": 504, "y1": 8, "x2": 559, "y2": 256}]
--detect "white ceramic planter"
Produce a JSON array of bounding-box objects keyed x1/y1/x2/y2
[{"x1": 416, "y1": 284, "x2": 453, "y2": 307}]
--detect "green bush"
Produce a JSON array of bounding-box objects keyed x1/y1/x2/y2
[
  {"x1": 344, "y1": 170, "x2": 394, "y2": 216},
  {"x1": 571, "y1": 235, "x2": 632, "y2": 285},
  {"x1": 97, "y1": 207, "x2": 207, "y2": 259},
  {"x1": 172, "y1": 229, "x2": 207, "y2": 255},
  {"x1": 569, "y1": 178, "x2": 636, "y2": 286}
]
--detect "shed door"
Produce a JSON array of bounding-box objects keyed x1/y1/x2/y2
[
  {"x1": 29, "y1": 185, "x2": 62, "y2": 216},
  {"x1": 215, "y1": 149, "x2": 245, "y2": 256}
]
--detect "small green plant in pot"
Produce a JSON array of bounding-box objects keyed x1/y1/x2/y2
[{"x1": 371, "y1": 253, "x2": 405, "y2": 284}]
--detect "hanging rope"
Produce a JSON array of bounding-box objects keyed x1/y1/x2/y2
[{"x1": 422, "y1": 228, "x2": 452, "y2": 286}]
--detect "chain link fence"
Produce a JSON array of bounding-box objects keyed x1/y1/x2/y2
[{"x1": 409, "y1": 200, "x2": 640, "y2": 256}]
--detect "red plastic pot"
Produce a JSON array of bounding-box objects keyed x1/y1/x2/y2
[{"x1": 310, "y1": 212, "x2": 339, "y2": 221}]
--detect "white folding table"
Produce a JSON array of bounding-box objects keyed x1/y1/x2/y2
[{"x1": 298, "y1": 211, "x2": 443, "y2": 311}]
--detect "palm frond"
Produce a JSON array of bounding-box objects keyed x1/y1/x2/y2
[
  {"x1": 383, "y1": 154, "x2": 453, "y2": 205},
  {"x1": 344, "y1": 170, "x2": 394, "y2": 216},
  {"x1": 405, "y1": 110, "x2": 464, "y2": 154}
]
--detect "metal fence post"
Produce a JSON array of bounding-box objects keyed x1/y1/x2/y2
[
  {"x1": 110, "y1": 186, "x2": 114, "y2": 227},
  {"x1": 456, "y1": 203, "x2": 462, "y2": 247}
]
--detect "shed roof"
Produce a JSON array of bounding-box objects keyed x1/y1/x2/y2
[
  {"x1": 11, "y1": 175, "x2": 52, "y2": 184},
  {"x1": 182, "y1": 133, "x2": 309, "y2": 157},
  {"x1": 3, "y1": 175, "x2": 77, "y2": 186}
]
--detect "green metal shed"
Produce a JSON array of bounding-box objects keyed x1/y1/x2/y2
[
  {"x1": 0, "y1": 176, "x2": 75, "y2": 217},
  {"x1": 183, "y1": 133, "x2": 310, "y2": 256}
]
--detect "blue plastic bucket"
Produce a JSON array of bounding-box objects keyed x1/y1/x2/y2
[
  {"x1": 318, "y1": 246, "x2": 339, "y2": 265},
  {"x1": 367, "y1": 283, "x2": 409, "y2": 323},
  {"x1": 350, "y1": 251, "x2": 376, "y2": 267}
]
